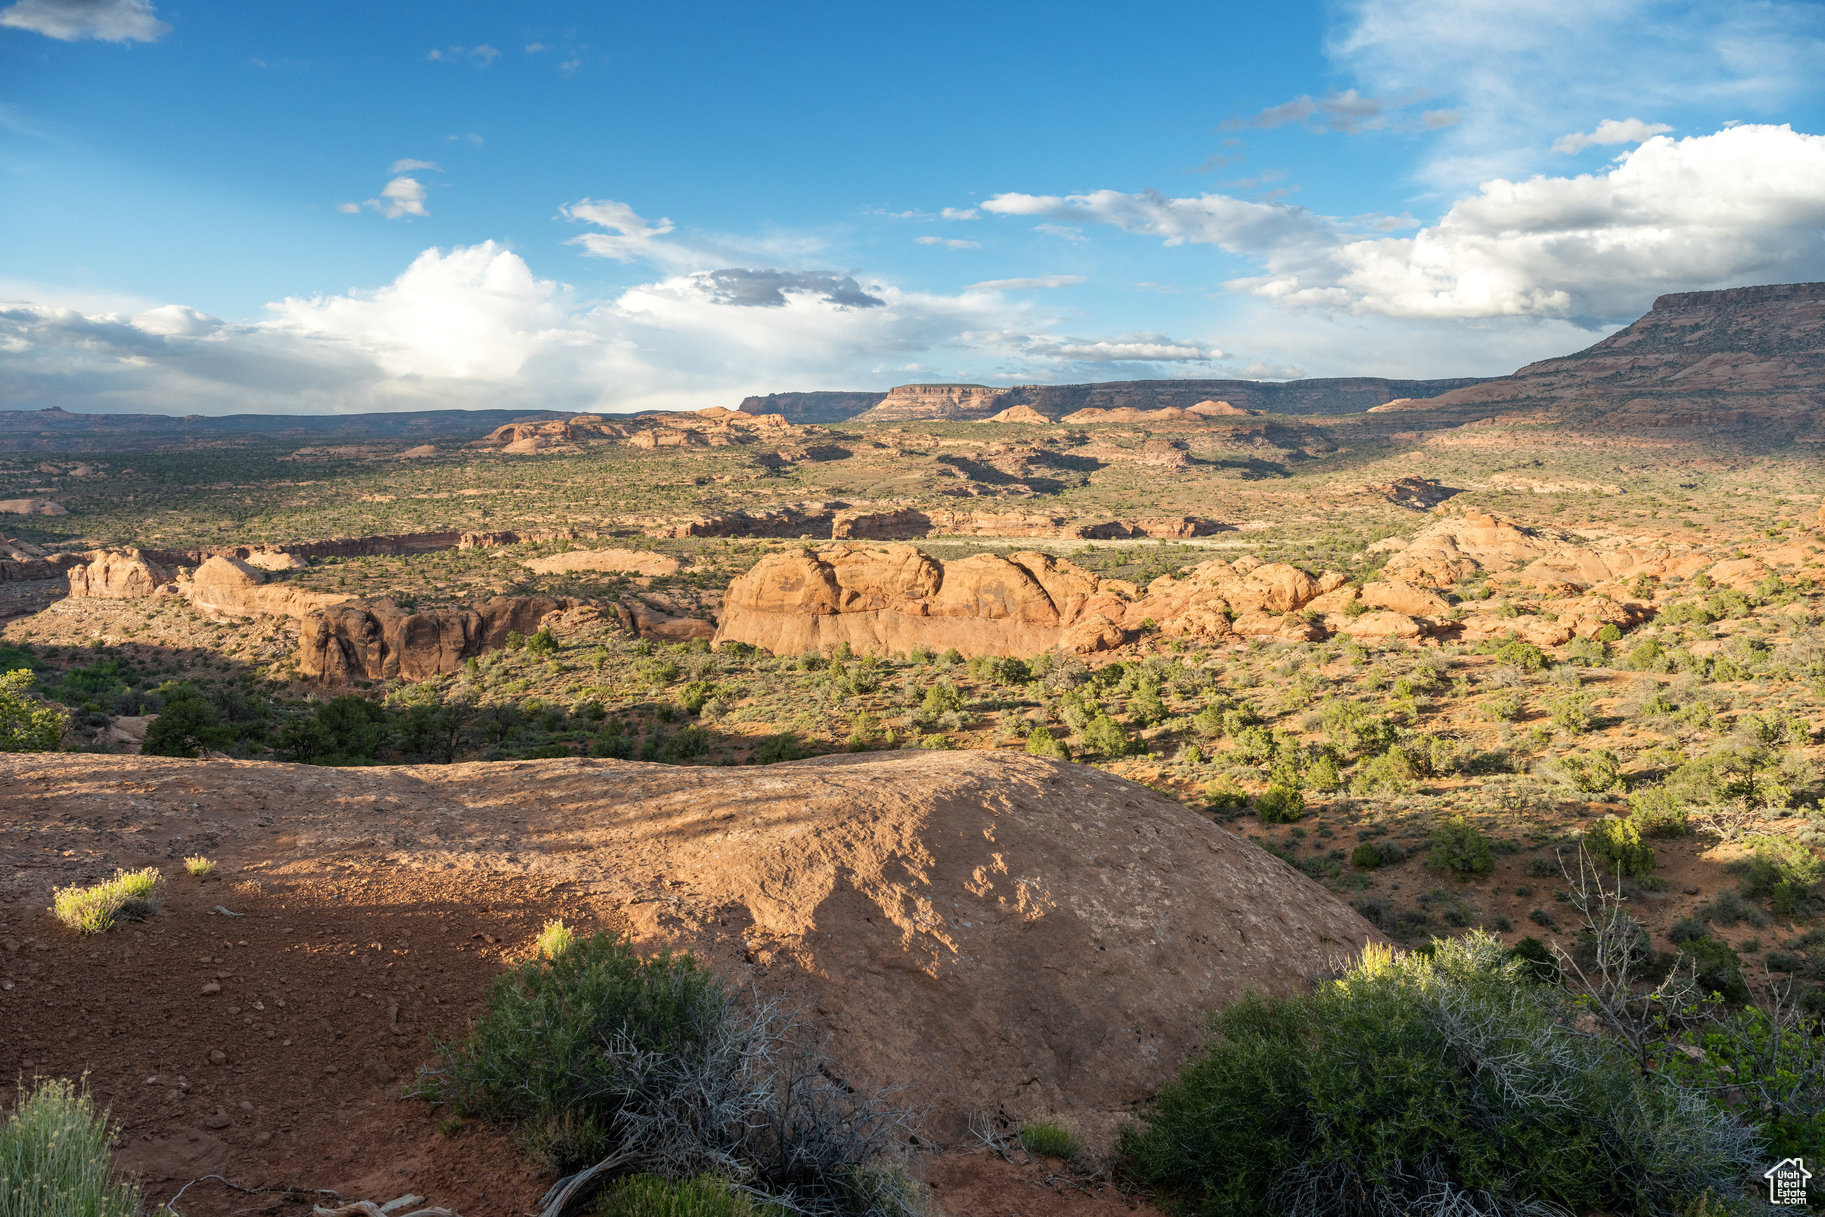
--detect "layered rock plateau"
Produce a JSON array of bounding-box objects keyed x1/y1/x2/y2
[{"x1": 1395, "y1": 282, "x2": 1825, "y2": 434}]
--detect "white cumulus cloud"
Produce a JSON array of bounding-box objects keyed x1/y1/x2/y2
[
  {"x1": 1552, "y1": 117, "x2": 1674, "y2": 154},
  {"x1": 1243, "y1": 124, "x2": 1825, "y2": 322},
  {"x1": 981, "y1": 124, "x2": 1825, "y2": 326},
  {"x1": 370, "y1": 175, "x2": 428, "y2": 219},
  {"x1": 0, "y1": 242, "x2": 1229, "y2": 415},
  {"x1": 0, "y1": 0, "x2": 165, "y2": 41}
]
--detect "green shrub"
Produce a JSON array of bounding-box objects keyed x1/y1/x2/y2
[
  {"x1": 1559, "y1": 749, "x2": 1622, "y2": 794},
  {"x1": 592, "y1": 1174, "x2": 786, "y2": 1217},
  {"x1": 680, "y1": 681, "x2": 715, "y2": 714},
  {"x1": 1017, "y1": 1119, "x2": 1083, "y2": 1162},
  {"x1": 1678, "y1": 936, "x2": 1751, "y2": 1005},
  {"x1": 1585, "y1": 814, "x2": 1656, "y2": 878},
  {"x1": 278, "y1": 694, "x2": 392, "y2": 765},
  {"x1": 1024, "y1": 725, "x2": 1070, "y2": 761},
  {"x1": 1191, "y1": 705, "x2": 1224, "y2": 738},
  {"x1": 1734, "y1": 836, "x2": 1823, "y2": 916},
  {"x1": 1627, "y1": 786, "x2": 1691, "y2": 837},
  {"x1": 1427, "y1": 816, "x2": 1494, "y2": 880},
  {"x1": 143, "y1": 680, "x2": 234, "y2": 757},
  {"x1": 1080, "y1": 713, "x2": 1132, "y2": 758},
  {"x1": 1349, "y1": 842, "x2": 1385, "y2": 870},
  {"x1": 1504, "y1": 935, "x2": 1560, "y2": 984},
  {"x1": 536, "y1": 919, "x2": 575, "y2": 958},
  {"x1": 1118, "y1": 933, "x2": 1759, "y2": 1217},
  {"x1": 182, "y1": 854, "x2": 216, "y2": 879},
  {"x1": 1203, "y1": 777, "x2": 1247, "y2": 813},
  {"x1": 1305, "y1": 755, "x2": 1341, "y2": 792},
  {"x1": 0, "y1": 669, "x2": 66, "y2": 752},
  {"x1": 1492, "y1": 638, "x2": 1548, "y2": 671},
  {"x1": 50, "y1": 868, "x2": 162, "y2": 935},
  {"x1": 1544, "y1": 691, "x2": 1595, "y2": 734},
  {"x1": 750, "y1": 733, "x2": 808, "y2": 765},
  {"x1": 1256, "y1": 784, "x2": 1305, "y2": 824},
  {"x1": 416, "y1": 932, "x2": 920, "y2": 1215},
  {"x1": 524, "y1": 628, "x2": 560, "y2": 657},
  {"x1": 1128, "y1": 680, "x2": 1168, "y2": 727},
  {"x1": 0, "y1": 1077, "x2": 141, "y2": 1217}
]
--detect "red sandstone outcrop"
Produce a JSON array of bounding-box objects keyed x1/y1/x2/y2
[
  {"x1": 299, "y1": 595, "x2": 579, "y2": 682},
  {"x1": 715, "y1": 545, "x2": 1350, "y2": 657},
  {"x1": 715, "y1": 545, "x2": 1133, "y2": 657},
  {"x1": 180, "y1": 556, "x2": 347, "y2": 620},
  {"x1": 475, "y1": 415, "x2": 627, "y2": 448},
  {"x1": 65, "y1": 549, "x2": 174, "y2": 599}
]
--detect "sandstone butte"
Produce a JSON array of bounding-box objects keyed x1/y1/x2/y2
[{"x1": 0, "y1": 749, "x2": 1380, "y2": 1146}]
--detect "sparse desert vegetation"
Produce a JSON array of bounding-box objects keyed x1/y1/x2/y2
[{"x1": 2, "y1": 291, "x2": 1824, "y2": 1215}]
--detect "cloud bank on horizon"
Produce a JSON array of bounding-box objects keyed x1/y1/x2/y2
[{"x1": 1, "y1": 0, "x2": 1822, "y2": 414}]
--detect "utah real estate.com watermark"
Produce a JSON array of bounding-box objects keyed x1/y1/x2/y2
[{"x1": 1766, "y1": 1158, "x2": 1812, "y2": 1206}]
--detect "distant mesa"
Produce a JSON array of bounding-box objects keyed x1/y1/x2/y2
[
  {"x1": 1397, "y1": 281, "x2": 1825, "y2": 434},
  {"x1": 735, "y1": 390, "x2": 888, "y2": 425},
  {"x1": 851, "y1": 384, "x2": 1014, "y2": 424}
]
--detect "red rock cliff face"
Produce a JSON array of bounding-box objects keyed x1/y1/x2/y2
[
  {"x1": 299, "y1": 595, "x2": 577, "y2": 682},
  {"x1": 1406, "y1": 281, "x2": 1825, "y2": 432}
]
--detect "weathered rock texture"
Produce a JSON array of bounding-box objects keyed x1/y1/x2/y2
[
  {"x1": 0, "y1": 749, "x2": 1380, "y2": 1143},
  {"x1": 1398, "y1": 282, "x2": 1825, "y2": 433},
  {"x1": 181, "y1": 556, "x2": 348, "y2": 619},
  {"x1": 299, "y1": 595, "x2": 578, "y2": 681},
  {"x1": 715, "y1": 545, "x2": 1353, "y2": 657},
  {"x1": 522, "y1": 548, "x2": 685, "y2": 577},
  {"x1": 66, "y1": 549, "x2": 174, "y2": 599}
]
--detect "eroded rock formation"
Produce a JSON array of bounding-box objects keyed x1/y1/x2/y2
[
  {"x1": 66, "y1": 549, "x2": 174, "y2": 599},
  {"x1": 299, "y1": 595, "x2": 578, "y2": 682}
]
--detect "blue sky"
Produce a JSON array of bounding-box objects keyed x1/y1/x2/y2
[{"x1": 2, "y1": 0, "x2": 1824, "y2": 414}]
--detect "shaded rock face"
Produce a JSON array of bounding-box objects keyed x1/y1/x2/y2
[
  {"x1": 299, "y1": 595, "x2": 578, "y2": 682},
  {"x1": 830, "y1": 507, "x2": 1222, "y2": 542},
  {"x1": 66, "y1": 549, "x2": 174, "y2": 599},
  {"x1": 736, "y1": 391, "x2": 886, "y2": 424},
  {"x1": 1404, "y1": 282, "x2": 1825, "y2": 433}
]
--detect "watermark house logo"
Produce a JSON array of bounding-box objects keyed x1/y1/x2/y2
[{"x1": 1766, "y1": 1158, "x2": 1812, "y2": 1206}]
